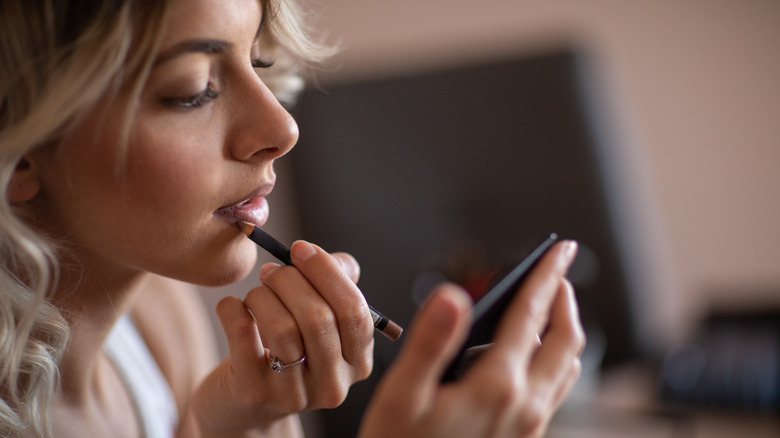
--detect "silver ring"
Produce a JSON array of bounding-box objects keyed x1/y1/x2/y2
[{"x1": 269, "y1": 354, "x2": 306, "y2": 373}]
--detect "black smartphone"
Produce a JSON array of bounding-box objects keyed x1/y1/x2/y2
[{"x1": 441, "y1": 233, "x2": 559, "y2": 382}]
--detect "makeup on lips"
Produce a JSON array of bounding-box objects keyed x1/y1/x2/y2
[{"x1": 214, "y1": 190, "x2": 271, "y2": 225}]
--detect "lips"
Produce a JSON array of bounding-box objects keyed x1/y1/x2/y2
[{"x1": 214, "y1": 184, "x2": 273, "y2": 226}]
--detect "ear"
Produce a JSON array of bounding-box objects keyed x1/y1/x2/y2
[{"x1": 7, "y1": 155, "x2": 42, "y2": 203}]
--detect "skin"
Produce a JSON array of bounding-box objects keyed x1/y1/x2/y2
[
  {"x1": 359, "y1": 241, "x2": 584, "y2": 438},
  {"x1": 8, "y1": 0, "x2": 586, "y2": 436},
  {"x1": 15, "y1": 0, "x2": 373, "y2": 436}
]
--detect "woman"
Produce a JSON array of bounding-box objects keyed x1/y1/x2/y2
[{"x1": 0, "y1": 0, "x2": 585, "y2": 437}]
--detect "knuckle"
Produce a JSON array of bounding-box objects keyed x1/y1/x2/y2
[
  {"x1": 341, "y1": 304, "x2": 374, "y2": 338},
  {"x1": 287, "y1": 395, "x2": 309, "y2": 413},
  {"x1": 354, "y1": 351, "x2": 374, "y2": 381},
  {"x1": 320, "y1": 388, "x2": 348, "y2": 410},
  {"x1": 234, "y1": 386, "x2": 267, "y2": 408},
  {"x1": 562, "y1": 281, "x2": 586, "y2": 352},
  {"x1": 218, "y1": 309, "x2": 258, "y2": 342},
  {"x1": 564, "y1": 318, "x2": 587, "y2": 355},
  {"x1": 573, "y1": 325, "x2": 587, "y2": 353},
  {"x1": 243, "y1": 285, "x2": 272, "y2": 307},
  {"x1": 303, "y1": 306, "x2": 338, "y2": 336},
  {"x1": 570, "y1": 357, "x2": 583, "y2": 382},
  {"x1": 527, "y1": 295, "x2": 549, "y2": 325},
  {"x1": 277, "y1": 391, "x2": 308, "y2": 414},
  {"x1": 267, "y1": 318, "x2": 301, "y2": 349},
  {"x1": 518, "y1": 293, "x2": 548, "y2": 331},
  {"x1": 517, "y1": 397, "x2": 548, "y2": 435},
  {"x1": 258, "y1": 264, "x2": 295, "y2": 286},
  {"x1": 261, "y1": 381, "x2": 307, "y2": 414},
  {"x1": 472, "y1": 368, "x2": 520, "y2": 409},
  {"x1": 311, "y1": 376, "x2": 349, "y2": 409}
]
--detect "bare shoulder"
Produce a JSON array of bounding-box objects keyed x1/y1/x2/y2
[{"x1": 130, "y1": 275, "x2": 220, "y2": 413}]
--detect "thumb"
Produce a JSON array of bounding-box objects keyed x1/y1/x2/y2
[{"x1": 376, "y1": 284, "x2": 472, "y2": 410}]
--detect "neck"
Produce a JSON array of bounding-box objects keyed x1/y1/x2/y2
[{"x1": 53, "y1": 257, "x2": 152, "y2": 403}]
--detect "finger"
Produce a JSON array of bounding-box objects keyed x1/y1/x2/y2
[
  {"x1": 258, "y1": 262, "x2": 340, "y2": 361},
  {"x1": 529, "y1": 279, "x2": 586, "y2": 393},
  {"x1": 243, "y1": 278, "x2": 305, "y2": 365},
  {"x1": 258, "y1": 260, "x2": 371, "y2": 407},
  {"x1": 375, "y1": 284, "x2": 472, "y2": 413},
  {"x1": 550, "y1": 356, "x2": 582, "y2": 410},
  {"x1": 490, "y1": 240, "x2": 578, "y2": 365},
  {"x1": 289, "y1": 241, "x2": 374, "y2": 360},
  {"x1": 331, "y1": 252, "x2": 361, "y2": 283},
  {"x1": 215, "y1": 295, "x2": 266, "y2": 376}
]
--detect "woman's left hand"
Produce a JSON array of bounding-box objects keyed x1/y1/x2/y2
[{"x1": 188, "y1": 241, "x2": 374, "y2": 436}]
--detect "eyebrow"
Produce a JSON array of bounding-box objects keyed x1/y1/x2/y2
[
  {"x1": 154, "y1": 12, "x2": 267, "y2": 66},
  {"x1": 155, "y1": 39, "x2": 232, "y2": 65}
]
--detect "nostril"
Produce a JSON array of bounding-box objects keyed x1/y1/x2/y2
[{"x1": 264, "y1": 147, "x2": 286, "y2": 159}]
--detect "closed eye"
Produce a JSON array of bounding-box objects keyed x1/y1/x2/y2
[
  {"x1": 162, "y1": 84, "x2": 220, "y2": 109},
  {"x1": 251, "y1": 58, "x2": 275, "y2": 69}
]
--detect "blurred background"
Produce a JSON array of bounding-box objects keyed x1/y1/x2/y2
[{"x1": 201, "y1": 0, "x2": 780, "y2": 436}]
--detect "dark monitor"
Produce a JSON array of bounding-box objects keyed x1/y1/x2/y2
[{"x1": 289, "y1": 48, "x2": 639, "y2": 437}]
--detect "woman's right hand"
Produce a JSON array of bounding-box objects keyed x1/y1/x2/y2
[
  {"x1": 358, "y1": 240, "x2": 584, "y2": 438},
  {"x1": 188, "y1": 241, "x2": 374, "y2": 437}
]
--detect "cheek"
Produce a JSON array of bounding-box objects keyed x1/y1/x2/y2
[
  {"x1": 123, "y1": 127, "x2": 221, "y2": 212},
  {"x1": 39, "y1": 104, "x2": 257, "y2": 285},
  {"x1": 116, "y1": 127, "x2": 260, "y2": 283}
]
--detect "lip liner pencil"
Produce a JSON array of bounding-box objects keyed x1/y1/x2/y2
[{"x1": 238, "y1": 221, "x2": 403, "y2": 341}]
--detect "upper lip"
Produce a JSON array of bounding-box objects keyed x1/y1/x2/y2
[{"x1": 217, "y1": 181, "x2": 275, "y2": 210}]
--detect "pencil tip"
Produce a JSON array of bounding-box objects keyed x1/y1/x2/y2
[
  {"x1": 381, "y1": 320, "x2": 403, "y2": 341},
  {"x1": 237, "y1": 221, "x2": 255, "y2": 237}
]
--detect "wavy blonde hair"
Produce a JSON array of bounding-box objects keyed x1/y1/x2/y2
[{"x1": 0, "y1": 1, "x2": 331, "y2": 437}]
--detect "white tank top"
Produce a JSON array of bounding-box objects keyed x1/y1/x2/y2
[{"x1": 104, "y1": 314, "x2": 179, "y2": 438}]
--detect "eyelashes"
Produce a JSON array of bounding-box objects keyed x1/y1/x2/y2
[
  {"x1": 251, "y1": 58, "x2": 274, "y2": 69},
  {"x1": 163, "y1": 83, "x2": 219, "y2": 109},
  {"x1": 162, "y1": 58, "x2": 274, "y2": 110}
]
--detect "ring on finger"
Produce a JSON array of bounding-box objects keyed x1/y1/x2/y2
[{"x1": 268, "y1": 353, "x2": 306, "y2": 373}]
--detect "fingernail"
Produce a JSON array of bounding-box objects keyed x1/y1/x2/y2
[
  {"x1": 291, "y1": 240, "x2": 317, "y2": 261},
  {"x1": 561, "y1": 240, "x2": 578, "y2": 265},
  {"x1": 260, "y1": 262, "x2": 280, "y2": 278}
]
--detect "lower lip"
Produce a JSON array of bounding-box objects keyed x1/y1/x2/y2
[{"x1": 214, "y1": 197, "x2": 270, "y2": 226}]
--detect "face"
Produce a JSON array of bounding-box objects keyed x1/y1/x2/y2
[{"x1": 32, "y1": 0, "x2": 297, "y2": 286}]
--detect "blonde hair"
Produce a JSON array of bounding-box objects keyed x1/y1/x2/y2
[{"x1": 0, "y1": 1, "x2": 331, "y2": 437}]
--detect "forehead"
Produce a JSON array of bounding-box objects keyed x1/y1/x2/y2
[{"x1": 158, "y1": 0, "x2": 263, "y2": 51}]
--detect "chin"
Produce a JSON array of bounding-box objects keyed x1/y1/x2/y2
[
  {"x1": 182, "y1": 246, "x2": 258, "y2": 287},
  {"x1": 187, "y1": 264, "x2": 255, "y2": 287}
]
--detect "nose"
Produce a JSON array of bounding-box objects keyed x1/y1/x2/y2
[{"x1": 227, "y1": 70, "x2": 299, "y2": 162}]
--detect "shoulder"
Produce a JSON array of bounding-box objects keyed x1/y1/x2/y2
[{"x1": 130, "y1": 275, "x2": 220, "y2": 413}]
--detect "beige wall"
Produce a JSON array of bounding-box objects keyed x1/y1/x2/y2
[
  {"x1": 304, "y1": 0, "x2": 780, "y2": 342},
  {"x1": 202, "y1": 0, "x2": 780, "y2": 354}
]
